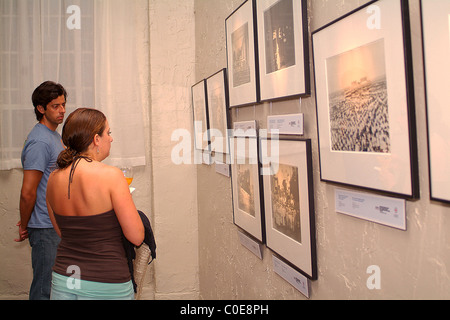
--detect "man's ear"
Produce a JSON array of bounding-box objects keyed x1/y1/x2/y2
[{"x1": 37, "y1": 105, "x2": 46, "y2": 115}]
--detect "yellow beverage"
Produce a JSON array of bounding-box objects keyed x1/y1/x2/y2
[{"x1": 126, "y1": 177, "x2": 133, "y2": 186}]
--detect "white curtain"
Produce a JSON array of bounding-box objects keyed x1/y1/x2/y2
[{"x1": 0, "y1": 0, "x2": 148, "y2": 170}]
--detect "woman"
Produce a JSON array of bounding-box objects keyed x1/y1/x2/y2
[{"x1": 46, "y1": 108, "x2": 144, "y2": 300}]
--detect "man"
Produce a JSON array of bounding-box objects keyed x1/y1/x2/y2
[{"x1": 15, "y1": 81, "x2": 67, "y2": 300}]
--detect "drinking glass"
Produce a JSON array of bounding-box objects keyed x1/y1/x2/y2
[{"x1": 120, "y1": 167, "x2": 134, "y2": 186}]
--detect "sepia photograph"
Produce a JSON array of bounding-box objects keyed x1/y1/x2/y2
[
  {"x1": 208, "y1": 77, "x2": 226, "y2": 136},
  {"x1": 263, "y1": 0, "x2": 296, "y2": 74},
  {"x1": 270, "y1": 163, "x2": 301, "y2": 243},
  {"x1": 262, "y1": 138, "x2": 317, "y2": 280},
  {"x1": 327, "y1": 39, "x2": 391, "y2": 154},
  {"x1": 231, "y1": 136, "x2": 265, "y2": 243},
  {"x1": 257, "y1": 0, "x2": 310, "y2": 101},
  {"x1": 226, "y1": 0, "x2": 260, "y2": 107},
  {"x1": 206, "y1": 69, "x2": 230, "y2": 155},
  {"x1": 237, "y1": 162, "x2": 256, "y2": 217},
  {"x1": 232, "y1": 22, "x2": 251, "y2": 88}
]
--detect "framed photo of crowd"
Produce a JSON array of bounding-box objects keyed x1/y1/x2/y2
[
  {"x1": 261, "y1": 138, "x2": 317, "y2": 280},
  {"x1": 312, "y1": 0, "x2": 419, "y2": 199}
]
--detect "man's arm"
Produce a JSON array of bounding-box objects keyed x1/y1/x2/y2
[{"x1": 15, "y1": 170, "x2": 43, "y2": 242}]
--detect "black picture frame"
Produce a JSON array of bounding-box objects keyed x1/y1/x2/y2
[
  {"x1": 256, "y1": 0, "x2": 310, "y2": 102},
  {"x1": 192, "y1": 79, "x2": 210, "y2": 152},
  {"x1": 230, "y1": 134, "x2": 265, "y2": 244},
  {"x1": 261, "y1": 137, "x2": 317, "y2": 280},
  {"x1": 312, "y1": 0, "x2": 419, "y2": 199},
  {"x1": 226, "y1": 0, "x2": 260, "y2": 108},
  {"x1": 420, "y1": 0, "x2": 450, "y2": 204},
  {"x1": 206, "y1": 69, "x2": 231, "y2": 155}
]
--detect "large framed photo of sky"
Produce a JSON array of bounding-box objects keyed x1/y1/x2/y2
[
  {"x1": 226, "y1": 0, "x2": 260, "y2": 108},
  {"x1": 256, "y1": 0, "x2": 310, "y2": 101},
  {"x1": 421, "y1": 0, "x2": 450, "y2": 204},
  {"x1": 312, "y1": 0, "x2": 419, "y2": 199}
]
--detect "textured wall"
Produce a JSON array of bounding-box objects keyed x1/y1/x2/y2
[
  {"x1": 0, "y1": 170, "x2": 31, "y2": 299},
  {"x1": 195, "y1": 0, "x2": 450, "y2": 300},
  {"x1": 150, "y1": 0, "x2": 199, "y2": 299}
]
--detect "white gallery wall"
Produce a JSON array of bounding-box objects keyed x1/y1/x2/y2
[
  {"x1": 149, "y1": 0, "x2": 199, "y2": 300},
  {"x1": 195, "y1": 0, "x2": 450, "y2": 300}
]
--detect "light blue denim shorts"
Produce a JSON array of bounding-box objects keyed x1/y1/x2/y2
[{"x1": 50, "y1": 272, "x2": 135, "y2": 300}]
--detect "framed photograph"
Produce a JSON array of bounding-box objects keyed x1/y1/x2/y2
[
  {"x1": 206, "y1": 69, "x2": 230, "y2": 155},
  {"x1": 226, "y1": 0, "x2": 260, "y2": 107},
  {"x1": 231, "y1": 136, "x2": 265, "y2": 243},
  {"x1": 261, "y1": 138, "x2": 317, "y2": 280},
  {"x1": 312, "y1": 0, "x2": 419, "y2": 199},
  {"x1": 256, "y1": 0, "x2": 310, "y2": 101},
  {"x1": 192, "y1": 79, "x2": 210, "y2": 152},
  {"x1": 421, "y1": 0, "x2": 450, "y2": 204}
]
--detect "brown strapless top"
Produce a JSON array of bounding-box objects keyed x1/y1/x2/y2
[{"x1": 52, "y1": 210, "x2": 130, "y2": 283}]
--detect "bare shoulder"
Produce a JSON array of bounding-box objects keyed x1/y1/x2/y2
[
  {"x1": 105, "y1": 164, "x2": 123, "y2": 178},
  {"x1": 98, "y1": 163, "x2": 126, "y2": 184},
  {"x1": 47, "y1": 168, "x2": 66, "y2": 187}
]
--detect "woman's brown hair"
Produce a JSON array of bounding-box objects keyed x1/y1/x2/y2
[{"x1": 57, "y1": 108, "x2": 107, "y2": 169}]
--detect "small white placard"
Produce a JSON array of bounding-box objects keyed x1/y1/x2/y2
[
  {"x1": 335, "y1": 188, "x2": 406, "y2": 230},
  {"x1": 215, "y1": 162, "x2": 230, "y2": 177},
  {"x1": 234, "y1": 120, "x2": 257, "y2": 137},
  {"x1": 272, "y1": 255, "x2": 310, "y2": 298},
  {"x1": 268, "y1": 114, "x2": 304, "y2": 135},
  {"x1": 237, "y1": 230, "x2": 263, "y2": 260}
]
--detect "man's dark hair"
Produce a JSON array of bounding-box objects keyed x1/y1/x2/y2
[{"x1": 32, "y1": 81, "x2": 67, "y2": 121}]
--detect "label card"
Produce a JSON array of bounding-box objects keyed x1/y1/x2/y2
[
  {"x1": 237, "y1": 230, "x2": 263, "y2": 260},
  {"x1": 215, "y1": 162, "x2": 230, "y2": 177},
  {"x1": 268, "y1": 113, "x2": 304, "y2": 135},
  {"x1": 335, "y1": 188, "x2": 406, "y2": 230},
  {"x1": 273, "y1": 255, "x2": 310, "y2": 298}
]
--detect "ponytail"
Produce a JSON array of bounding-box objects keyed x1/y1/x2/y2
[{"x1": 57, "y1": 148, "x2": 78, "y2": 169}]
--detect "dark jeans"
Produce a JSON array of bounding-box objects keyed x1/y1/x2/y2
[{"x1": 28, "y1": 228, "x2": 60, "y2": 300}]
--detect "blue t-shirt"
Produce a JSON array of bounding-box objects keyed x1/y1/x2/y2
[{"x1": 21, "y1": 123, "x2": 64, "y2": 228}]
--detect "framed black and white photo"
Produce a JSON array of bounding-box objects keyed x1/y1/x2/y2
[
  {"x1": 256, "y1": 0, "x2": 310, "y2": 101},
  {"x1": 261, "y1": 138, "x2": 317, "y2": 280},
  {"x1": 226, "y1": 0, "x2": 260, "y2": 107},
  {"x1": 421, "y1": 0, "x2": 450, "y2": 204},
  {"x1": 312, "y1": 0, "x2": 419, "y2": 199},
  {"x1": 206, "y1": 69, "x2": 230, "y2": 155},
  {"x1": 231, "y1": 135, "x2": 265, "y2": 243},
  {"x1": 192, "y1": 79, "x2": 210, "y2": 152}
]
